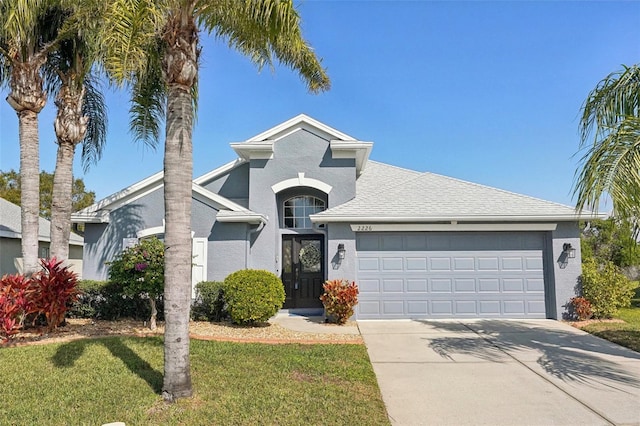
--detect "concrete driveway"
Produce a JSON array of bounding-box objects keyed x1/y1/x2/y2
[{"x1": 358, "y1": 319, "x2": 640, "y2": 426}]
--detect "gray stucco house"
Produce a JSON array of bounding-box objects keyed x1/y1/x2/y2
[
  {"x1": 1, "y1": 197, "x2": 84, "y2": 277},
  {"x1": 72, "y1": 114, "x2": 598, "y2": 320}
]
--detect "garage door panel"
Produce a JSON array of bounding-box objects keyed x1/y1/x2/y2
[
  {"x1": 503, "y1": 278, "x2": 525, "y2": 292},
  {"x1": 479, "y1": 300, "x2": 501, "y2": 315},
  {"x1": 502, "y1": 257, "x2": 523, "y2": 270},
  {"x1": 356, "y1": 232, "x2": 547, "y2": 319},
  {"x1": 431, "y1": 279, "x2": 452, "y2": 293},
  {"x1": 382, "y1": 257, "x2": 403, "y2": 271},
  {"x1": 454, "y1": 278, "x2": 476, "y2": 292},
  {"x1": 407, "y1": 300, "x2": 428, "y2": 314},
  {"x1": 478, "y1": 278, "x2": 500, "y2": 292},
  {"x1": 359, "y1": 279, "x2": 380, "y2": 293},
  {"x1": 407, "y1": 279, "x2": 428, "y2": 292},
  {"x1": 406, "y1": 257, "x2": 428, "y2": 270},
  {"x1": 453, "y1": 257, "x2": 474, "y2": 271},
  {"x1": 358, "y1": 257, "x2": 379, "y2": 270},
  {"x1": 382, "y1": 279, "x2": 403, "y2": 293},
  {"x1": 526, "y1": 278, "x2": 545, "y2": 292},
  {"x1": 382, "y1": 300, "x2": 404, "y2": 314}
]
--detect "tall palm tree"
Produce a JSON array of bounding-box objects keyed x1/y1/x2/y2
[
  {"x1": 46, "y1": 6, "x2": 107, "y2": 261},
  {"x1": 574, "y1": 65, "x2": 640, "y2": 224},
  {"x1": 0, "y1": 1, "x2": 64, "y2": 274},
  {"x1": 102, "y1": 0, "x2": 330, "y2": 402}
]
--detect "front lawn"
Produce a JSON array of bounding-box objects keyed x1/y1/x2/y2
[
  {"x1": 0, "y1": 337, "x2": 389, "y2": 425},
  {"x1": 579, "y1": 286, "x2": 640, "y2": 353}
]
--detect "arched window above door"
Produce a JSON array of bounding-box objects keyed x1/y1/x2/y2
[{"x1": 283, "y1": 196, "x2": 325, "y2": 229}]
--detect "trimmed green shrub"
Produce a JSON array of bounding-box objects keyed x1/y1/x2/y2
[
  {"x1": 191, "y1": 281, "x2": 227, "y2": 322},
  {"x1": 581, "y1": 259, "x2": 635, "y2": 318},
  {"x1": 223, "y1": 270, "x2": 285, "y2": 325},
  {"x1": 67, "y1": 280, "x2": 164, "y2": 321},
  {"x1": 320, "y1": 279, "x2": 359, "y2": 324}
]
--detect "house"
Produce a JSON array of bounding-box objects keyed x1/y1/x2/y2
[
  {"x1": 72, "y1": 114, "x2": 600, "y2": 319},
  {"x1": 0, "y1": 197, "x2": 84, "y2": 277}
]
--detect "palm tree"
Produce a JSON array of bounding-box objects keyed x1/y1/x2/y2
[
  {"x1": 102, "y1": 0, "x2": 330, "y2": 402},
  {"x1": 46, "y1": 5, "x2": 107, "y2": 261},
  {"x1": 0, "y1": 1, "x2": 64, "y2": 274},
  {"x1": 574, "y1": 65, "x2": 640, "y2": 224}
]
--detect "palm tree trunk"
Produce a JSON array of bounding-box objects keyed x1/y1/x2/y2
[
  {"x1": 50, "y1": 141, "x2": 75, "y2": 261},
  {"x1": 161, "y1": 11, "x2": 198, "y2": 403},
  {"x1": 162, "y1": 83, "x2": 194, "y2": 401},
  {"x1": 51, "y1": 85, "x2": 87, "y2": 261},
  {"x1": 7, "y1": 59, "x2": 47, "y2": 275},
  {"x1": 18, "y1": 109, "x2": 40, "y2": 275}
]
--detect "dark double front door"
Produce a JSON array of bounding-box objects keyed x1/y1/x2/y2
[{"x1": 281, "y1": 235, "x2": 324, "y2": 309}]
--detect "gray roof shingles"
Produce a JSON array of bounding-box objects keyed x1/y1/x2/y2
[
  {"x1": 0, "y1": 197, "x2": 83, "y2": 245},
  {"x1": 316, "y1": 161, "x2": 583, "y2": 221}
]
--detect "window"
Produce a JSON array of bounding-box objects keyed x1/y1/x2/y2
[{"x1": 283, "y1": 196, "x2": 325, "y2": 229}]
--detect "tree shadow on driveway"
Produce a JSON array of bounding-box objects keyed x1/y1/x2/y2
[
  {"x1": 51, "y1": 336, "x2": 163, "y2": 394},
  {"x1": 419, "y1": 320, "x2": 640, "y2": 390}
]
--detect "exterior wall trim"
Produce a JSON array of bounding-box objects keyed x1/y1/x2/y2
[
  {"x1": 271, "y1": 173, "x2": 333, "y2": 194},
  {"x1": 349, "y1": 223, "x2": 559, "y2": 232}
]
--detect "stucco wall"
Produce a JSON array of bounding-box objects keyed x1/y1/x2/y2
[
  {"x1": 326, "y1": 223, "x2": 357, "y2": 282},
  {"x1": 549, "y1": 221, "x2": 582, "y2": 319},
  {"x1": 201, "y1": 162, "x2": 250, "y2": 208},
  {"x1": 247, "y1": 129, "x2": 357, "y2": 276},
  {"x1": 82, "y1": 187, "x2": 221, "y2": 280}
]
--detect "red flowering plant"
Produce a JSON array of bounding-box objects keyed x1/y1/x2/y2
[
  {"x1": 108, "y1": 237, "x2": 165, "y2": 329},
  {"x1": 0, "y1": 273, "x2": 35, "y2": 342},
  {"x1": 319, "y1": 279, "x2": 359, "y2": 325},
  {"x1": 30, "y1": 258, "x2": 80, "y2": 333}
]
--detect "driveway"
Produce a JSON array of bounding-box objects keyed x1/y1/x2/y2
[{"x1": 358, "y1": 319, "x2": 640, "y2": 426}]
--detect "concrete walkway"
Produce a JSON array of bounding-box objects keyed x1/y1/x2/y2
[
  {"x1": 271, "y1": 309, "x2": 360, "y2": 335},
  {"x1": 359, "y1": 319, "x2": 640, "y2": 426}
]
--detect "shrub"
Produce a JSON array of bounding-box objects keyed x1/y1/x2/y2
[
  {"x1": 67, "y1": 280, "x2": 164, "y2": 321},
  {"x1": 581, "y1": 259, "x2": 635, "y2": 319},
  {"x1": 107, "y1": 238, "x2": 165, "y2": 329},
  {"x1": 192, "y1": 281, "x2": 227, "y2": 322},
  {"x1": 30, "y1": 258, "x2": 79, "y2": 332},
  {"x1": 223, "y1": 270, "x2": 285, "y2": 325},
  {"x1": 320, "y1": 279, "x2": 359, "y2": 325},
  {"x1": 0, "y1": 274, "x2": 34, "y2": 342},
  {"x1": 569, "y1": 297, "x2": 593, "y2": 321}
]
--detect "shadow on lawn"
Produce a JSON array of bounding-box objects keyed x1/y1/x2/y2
[
  {"x1": 51, "y1": 337, "x2": 163, "y2": 394},
  {"x1": 419, "y1": 320, "x2": 640, "y2": 389}
]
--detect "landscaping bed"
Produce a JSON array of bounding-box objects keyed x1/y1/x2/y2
[{"x1": 4, "y1": 317, "x2": 363, "y2": 347}]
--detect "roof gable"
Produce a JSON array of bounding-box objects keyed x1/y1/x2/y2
[{"x1": 230, "y1": 114, "x2": 373, "y2": 176}]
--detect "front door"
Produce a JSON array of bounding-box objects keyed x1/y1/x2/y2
[{"x1": 281, "y1": 235, "x2": 324, "y2": 309}]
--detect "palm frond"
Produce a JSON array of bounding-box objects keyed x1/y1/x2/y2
[
  {"x1": 80, "y1": 73, "x2": 108, "y2": 171},
  {"x1": 128, "y1": 43, "x2": 166, "y2": 148},
  {"x1": 101, "y1": 0, "x2": 168, "y2": 85},
  {"x1": 198, "y1": 0, "x2": 330, "y2": 93},
  {"x1": 580, "y1": 65, "x2": 640, "y2": 145},
  {"x1": 574, "y1": 116, "x2": 640, "y2": 218}
]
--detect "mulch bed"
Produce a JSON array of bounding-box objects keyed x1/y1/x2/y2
[{"x1": 2, "y1": 318, "x2": 363, "y2": 348}]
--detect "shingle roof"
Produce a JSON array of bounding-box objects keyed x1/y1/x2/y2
[
  {"x1": 0, "y1": 197, "x2": 84, "y2": 245},
  {"x1": 314, "y1": 163, "x2": 594, "y2": 222}
]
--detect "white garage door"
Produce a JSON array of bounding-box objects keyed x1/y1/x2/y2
[{"x1": 356, "y1": 232, "x2": 547, "y2": 319}]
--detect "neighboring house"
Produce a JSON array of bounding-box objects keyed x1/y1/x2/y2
[
  {"x1": 0, "y1": 197, "x2": 84, "y2": 277},
  {"x1": 72, "y1": 114, "x2": 601, "y2": 319}
]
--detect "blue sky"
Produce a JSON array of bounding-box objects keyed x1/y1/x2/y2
[{"x1": 1, "y1": 1, "x2": 639, "y2": 207}]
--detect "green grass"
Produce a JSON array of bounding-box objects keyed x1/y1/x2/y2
[
  {"x1": 0, "y1": 337, "x2": 389, "y2": 425},
  {"x1": 579, "y1": 284, "x2": 640, "y2": 353}
]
